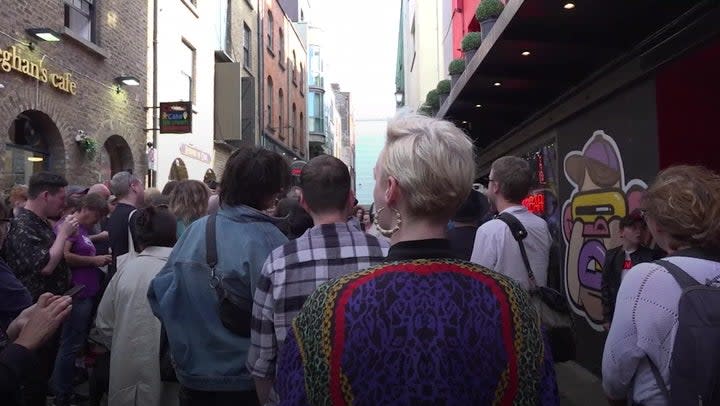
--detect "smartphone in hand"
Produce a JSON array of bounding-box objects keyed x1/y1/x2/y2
[{"x1": 63, "y1": 285, "x2": 85, "y2": 297}]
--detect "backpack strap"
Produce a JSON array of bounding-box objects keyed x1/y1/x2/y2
[
  {"x1": 655, "y1": 259, "x2": 700, "y2": 289},
  {"x1": 496, "y1": 212, "x2": 537, "y2": 289},
  {"x1": 647, "y1": 355, "x2": 670, "y2": 400}
]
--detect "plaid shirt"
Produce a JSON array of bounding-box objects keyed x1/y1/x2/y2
[{"x1": 247, "y1": 222, "x2": 389, "y2": 379}]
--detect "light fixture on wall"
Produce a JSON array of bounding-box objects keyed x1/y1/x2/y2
[
  {"x1": 26, "y1": 28, "x2": 62, "y2": 42},
  {"x1": 114, "y1": 75, "x2": 140, "y2": 93},
  {"x1": 27, "y1": 156, "x2": 44, "y2": 162},
  {"x1": 395, "y1": 89, "x2": 404, "y2": 106}
]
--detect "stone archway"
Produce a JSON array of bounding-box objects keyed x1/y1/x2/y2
[
  {"x1": 169, "y1": 158, "x2": 189, "y2": 181},
  {"x1": 5, "y1": 110, "x2": 66, "y2": 185},
  {"x1": 101, "y1": 135, "x2": 134, "y2": 180}
]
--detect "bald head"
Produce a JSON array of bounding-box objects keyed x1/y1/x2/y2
[{"x1": 88, "y1": 184, "x2": 111, "y2": 200}]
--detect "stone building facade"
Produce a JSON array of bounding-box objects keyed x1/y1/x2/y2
[{"x1": 0, "y1": 0, "x2": 147, "y2": 189}]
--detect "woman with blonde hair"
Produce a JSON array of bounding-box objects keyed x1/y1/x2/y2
[
  {"x1": 276, "y1": 114, "x2": 557, "y2": 405},
  {"x1": 602, "y1": 165, "x2": 720, "y2": 406},
  {"x1": 169, "y1": 180, "x2": 210, "y2": 239}
]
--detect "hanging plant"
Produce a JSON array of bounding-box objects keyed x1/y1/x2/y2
[{"x1": 75, "y1": 131, "x2": 98, "y2": 157}]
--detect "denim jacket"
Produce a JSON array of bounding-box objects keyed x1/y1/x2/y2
[{"x1": 148, "y1": 205, "x2": 288, "y2": 392}]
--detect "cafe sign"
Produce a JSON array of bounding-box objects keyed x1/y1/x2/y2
[
  {"x1": 180, "y1": 143, "x2": 211, "y2": 164},
  {"x1": 160, "y1": 102, "x2": 193, "y2": 134},
  {"x1": 0, "y1": 46, "x2": 78, "y2": 95}
]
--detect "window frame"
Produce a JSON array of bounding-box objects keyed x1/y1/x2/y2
[
  {"x1": 243, "y1": 24, "x2": 252, "y2": 69},
  {"x1": 267, "y1": 76, "x2": 274, "y2": 130},
  {"x1": 267, "y1": 11, "x2": 274, "y2": 55},
  {"x1": 181, "y1": 39, "x2": 197, "y2": 105},
  {"x1": 64, "y1": 0, "x2": 96, "y2": 43}
]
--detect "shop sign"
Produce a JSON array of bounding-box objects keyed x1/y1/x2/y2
[
  {"x1": 180, "y1": 143, "x2": 210, "y2": 163},
  {"x1": 0, "y1": 46, "x2": 78, "y2": 94},
  {"x1": 160, "y1": 102, "x2": 192, "y2": 133}
]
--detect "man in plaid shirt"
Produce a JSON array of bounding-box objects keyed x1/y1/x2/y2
[{"x1": 247, "y1": 155, "x2": 389, "y2": 405}]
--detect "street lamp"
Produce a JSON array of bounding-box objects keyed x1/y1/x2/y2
[{"x1": 395, "y1": 89, "x2": 404, "y2": 106}]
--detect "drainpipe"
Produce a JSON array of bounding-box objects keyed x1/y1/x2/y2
[{"x1": 152, "y1": 0, "x2": 159, "y2": 186}]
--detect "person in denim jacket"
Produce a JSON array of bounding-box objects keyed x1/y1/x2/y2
[{"x1": 148, "y1": 146, "x2": 290, "y2": 406}]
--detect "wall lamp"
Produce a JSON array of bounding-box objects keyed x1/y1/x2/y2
[
  {"x1": 395, "y1": 89, "x2": 404, "y2": 106},
  {"x1": 25, "y1": 28, "x2": 62, "y2": 50},
  {"x1": 114, "y1": 76, "x2": 140, "y2": 93}
]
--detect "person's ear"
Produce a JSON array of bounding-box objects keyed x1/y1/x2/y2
[
  {"x1": 346, "y1": 189, "x2": 356, "y2": 212},
  {"x1": 298, "y1": 190, "x2": 310, "y2": 213},
  {"x1": 386, "y1": 176, "x2": 401, "y2": 208}
]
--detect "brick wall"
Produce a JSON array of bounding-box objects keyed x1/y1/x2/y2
[{"x1": 0, "y1": 0, "x2": 147, "y2": 188}]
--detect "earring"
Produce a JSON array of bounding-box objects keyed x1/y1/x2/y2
[{"x1": 373, "y1": 206, "x2": 402, "y2": 237}]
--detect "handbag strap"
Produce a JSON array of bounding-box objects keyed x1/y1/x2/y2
[
  {"x1": 497, "y1": 212, "x2": 537, "y2": 289},
  {"x1": 127, "y1": 209, "x2": 137, "y2": 253},
  {"x1": 206, "y1": 214, "x2": 218, "y2": 270}
]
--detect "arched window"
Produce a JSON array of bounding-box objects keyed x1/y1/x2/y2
[
  {"x1": 291, "y1": 103, "x2": 297, "y2": 147},
  {"x1": 292, "y1": 51, "x2": 297, "y2": 83},
  {"x1": 299, "y1": 112, "x2": 304, "y2": 149},
  {"x1": 267, "y1": 76, "x2": 273, "y2": 129},
  {"x1": 267, "y1": 12, "x2": 274, "y2": 51},
  {"x1": 279, "y1": 28, "x2": 285, "y2": 64},
  {"x1": 299, "y1": 63, "x2": 304, "y2": 92},
  {"x1": 278, "y1": 88, "x2": 284, "y2": 137}
]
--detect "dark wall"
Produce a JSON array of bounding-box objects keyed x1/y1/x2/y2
[{"x1": 554, "y1": 79, "x2": 660, "y2": 375}]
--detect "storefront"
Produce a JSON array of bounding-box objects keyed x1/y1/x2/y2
[
  {"x1": 440, "y1": 0, "x2": 720, "y2": 374},
  {"x1": 0, "y1": 2, "x2": 147, "y2": 191}
]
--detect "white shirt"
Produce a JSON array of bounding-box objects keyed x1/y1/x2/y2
[
  {"x1": 602, "y1": 256, "x2": 720, "y2": 406},
  {"x1": 470, "y1": 205, "x2": 552, "y2": 289}
]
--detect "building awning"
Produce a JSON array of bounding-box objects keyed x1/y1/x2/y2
[{"x1": 439, "y1": 0, "x2": 719, "y2": 151}]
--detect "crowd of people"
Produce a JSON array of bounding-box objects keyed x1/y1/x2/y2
[{"x1": 0, "y1": 113, "x2": 718, "y2": 406}]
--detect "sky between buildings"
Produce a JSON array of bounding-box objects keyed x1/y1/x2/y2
[{"x1": 313, "y1": 0, "x2": 399, "y2": 204}]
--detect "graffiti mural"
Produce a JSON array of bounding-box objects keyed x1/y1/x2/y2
[{"x1": 561, "y1": 131, "x2": 647, "y2": 330}]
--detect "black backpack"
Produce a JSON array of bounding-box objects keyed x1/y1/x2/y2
[{"x1": 649, "y1": 256, "x2": 720, "y2": 405}]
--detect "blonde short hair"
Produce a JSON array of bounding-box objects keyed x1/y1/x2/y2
[
  {"x1": 378, "y1": 114, "x2": 476, "y2": 219},
  {"x1": 169, "y1": 180, "x2": 210, "y2": 224}
]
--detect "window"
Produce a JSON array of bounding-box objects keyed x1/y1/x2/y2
[
  {"x1": 279, "y1": 29, "x2": 285, "y2": 67},
  {"x1": 181, "y1": 41, "x2": 196, "y2": 104},
  {"x1": 64, "y1": 0, "x2": 95, "y2": 42},
  {"x1": 266, "y1": 76, "x2": 273, "y2": 129},
  {"x1": 299, "y1": 113, "x2": 304, "y2": 147},
  {"x1": 299, "y1": 63, "x2": 304, "y2": 93},
  {"x1": 243, "y1": 24, "x2": 251, "y2": 69},
  {"x1": 308, "y1": 92, "x2": 323, "y2": 133},
  {"x1": 292, "y1": 51, "x2": 297, "y2": 84},
  {"x1": 291, "y1": 104, "x2": 297, "y2": 147},
  {"x1": 267, "y1": 12, "x2": 274, "y2": 53},
  {"x1": 278, "y1": 89, "x2": 284, "y2": 138}
]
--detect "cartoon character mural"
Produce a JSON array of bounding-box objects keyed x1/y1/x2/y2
[{"x1": 562, "y1": 131, "x2": 647, "y2": 330}]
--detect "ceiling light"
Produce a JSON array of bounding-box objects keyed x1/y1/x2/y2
[
  {"x1": 27, "y1": 156, "x2": 44, "y2": 162},
  {"x1": 494, "y1": 82, "x2": 501, "y2": 87},
  {"x1": 115, "y1": 76, "x2": 140, "y2": 86},
  {"x1": 564, "y1": 3, "x2": 575, "y2": 9},
  {"x1": 475, "y1": 104, "x2": 482, "y2": 108},
  {"x1": 521, "y1": 51, "x2": 531, "y2": 56},
  {"x1": 26, "y1": 28, "x2": 62, "y2": 42},
  {"x1": 462, "y1": 121, "x2": 468, "y2": 124}
]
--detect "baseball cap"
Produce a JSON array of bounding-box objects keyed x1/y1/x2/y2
[{"x1": 67, "y1": 185, "x2": 89, "y2": 195}]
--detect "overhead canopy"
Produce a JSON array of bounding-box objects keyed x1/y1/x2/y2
[{"x1": 440, "y1": 0, "x2": 717, "y2": 150}]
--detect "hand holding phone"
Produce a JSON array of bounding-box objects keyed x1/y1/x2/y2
[{"x1": 63, "y1": 284, "x2": 85, "y2": 297}]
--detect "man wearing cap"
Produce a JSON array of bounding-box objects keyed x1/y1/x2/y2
[
  {"x1": 448, "y1": 190, "x2": 489, "y2": 260},
  {"x1": 600, "y1": 212, "x2": 656, "y2": 330},
  {"x1": 470, "y1": 156, "x2": 552, "y2": 290}
]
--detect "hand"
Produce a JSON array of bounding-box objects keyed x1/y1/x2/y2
[
  {"x1": 14, "y1": 295, "x2": 72, "y2": 350},
  {"x1": 94, "y1": 255, "x2": 112, "y2": 267},
  {"x1": 6, "y1": 293, "x2": 60, "y2": 340},
  {"x1": 58, "y1": 215, "x2": 79, "y2": 237}
]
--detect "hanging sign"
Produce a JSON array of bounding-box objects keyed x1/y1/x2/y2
[
  {"x1": 0, "y1": 46, "x2": 77, "y2": 94},
  {"x1": 180, "y1": 143, "x2": 211, "y2": 163},
  {"x1": 160, "y1": 102, "x2": 192, "y2": 133}
]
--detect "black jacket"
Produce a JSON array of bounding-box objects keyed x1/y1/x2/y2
[
  {"x1": 601, "y1": 245, "x2": 658, "y2": 323},
  {"x1": 0, "y1": 334, "x2": 38, "y2": 406}
]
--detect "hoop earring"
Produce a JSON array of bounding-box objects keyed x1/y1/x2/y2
[{"x1": 373, "y1": 206, "x2": 402, "y2": 237}]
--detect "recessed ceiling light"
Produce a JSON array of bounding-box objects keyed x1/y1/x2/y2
[
  {"x1": 27, "y1": 156, "x2": 44, "y2": 162},
  {"x1": 494, "y1": 82, "x2": 501, "y2": 87},
  {"x1": 521, "y1": 51, "x2": 531, "y2": 56},
  {"x1": 564, "y1": 3, "x2": 575, "y2": 9},
  {"x1": 475, "y1": 104, "x2": 482, "y2": 108},
  {"x1": 462, "y1": 121, "x2": 468, "y2": 124}
]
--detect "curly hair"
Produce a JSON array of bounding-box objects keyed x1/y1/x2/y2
[
  {"x1": 169, "y1": 180, "x2": 210, "y2": 225},
  {"x1": 643, "y1": 165, "x2": 720, "y2": 251}
]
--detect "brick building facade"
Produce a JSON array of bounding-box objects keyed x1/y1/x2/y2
[
  {"x1": 261, "y1": 0, "x2": 308, "y2": 161},
  {"x1": 0, "y1": 0, "x2": 147, "y2": 189}
]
